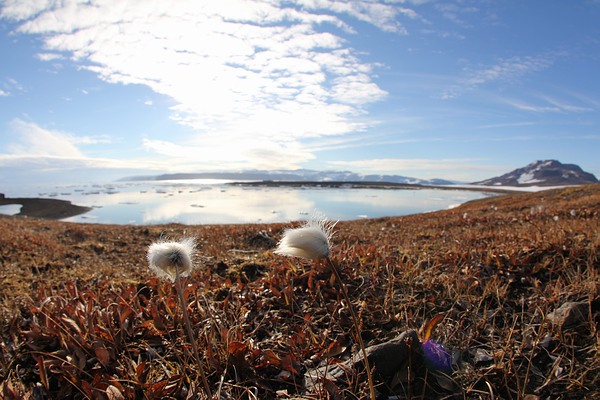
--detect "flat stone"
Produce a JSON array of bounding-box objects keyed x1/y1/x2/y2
[
  {"x1": 305, "y1": 330, "x2": 422, "y2": 391},
  {"x1": 546, "y1": 301, "x2": 588, "y2": 331}
]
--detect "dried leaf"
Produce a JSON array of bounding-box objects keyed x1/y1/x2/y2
[
  {"x1": 148, "y1": 380, "x2": 168, "y2": 397},
  {"x1": 60, "y1": 315, "x2": 83, "y2": 336},
  {"x1": 95, "y1": 346, "x2": 111, "y2": 367},
  {"x1": 422, "y1": 314, "x2": 444, "y2": 341},
  {"x1": 280, "y1": 354, "x2": 299, "y2": 375},
  {"x1": 228, "y1": 341, "x2": 248, "y2": 362},
  {"x1": 119, "y1": 306, "x2": 134, "y2": 325},
  {"x1": 81, "y1": 380, "x2": 94, "y2": 398},
  {"x1": 322, "y1": 340, "x2": 346, "y2": 358},
  {"x1": 322, "y1": 377, "x2": 344, "y2": 400},
  {"x1": 106, "y1": 385, "x2": 125, "y2": 400},
  {"x1": 138, "y1": 320, "x2": 164, "y2": 337},
  {"x1": 36, "y1": 356, "x2": 49, "y2": 391},
  {"x1": 1, "y1": 381, "x2": 19, "y2": 400}
]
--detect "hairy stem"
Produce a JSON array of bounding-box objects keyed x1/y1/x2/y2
[
  {"x1": 176, "y1": 269, "x2": 213, "y2": 399},
  {"x1": 326, "y1": 257, "x2": 376, "y2": 400}
]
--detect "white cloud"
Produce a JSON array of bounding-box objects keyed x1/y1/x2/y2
[
  {"x1": 0, "y1": 0, "x2": 51, "y2": 20},
  {"x1": 6, "y1": 119, "x2": 84, "y2": 157},
  {"x1": 73, "y1": 135, "x2": 112, "y2": 145},
  {"x1": 36, "y1": 52, "x2": 63, "y2": 61},
  {"x1": 142, "y1": 134, "x2": 315, "y2": 171},
  {"x1": 298, "y1": 0, "x2": 416, "y2": 33},
  {"x1": 0, "y1": 154, "x2": 129, "y2": 170},
  {"x1": 0, "y1": 0, "x2": 413, "y2": 169},
  {"x1": 0, "y1": 89, "x2": 8, "y2": 96},
  {"x1": 331, "y1": 73, "x2": 388, "y2": 105},
  {"x1": 4, "y1": 119, "x2": 111, "y2": 157},
  {"x1": 0, "y1": 122, "x2": 165, "y2": 177}
]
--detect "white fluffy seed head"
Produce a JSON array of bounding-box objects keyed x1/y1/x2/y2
[
  {"x1": 275, "y1": 215, "x2": 336, "y2": 260},
  {"x1": 147, "y1": 237, "x2": 196, "y2": 282}
]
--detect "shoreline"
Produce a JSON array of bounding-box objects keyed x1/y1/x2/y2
[
  {"x1": 0, "y1": 193, "x2": 92, "y2": 220},
  {"x1": 229, "y1": 180, "x2": 521, "y2": 194}
]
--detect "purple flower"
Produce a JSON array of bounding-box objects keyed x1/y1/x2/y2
[{"x1": 422, "y1": 339, "x2": 453, "y2": 373}]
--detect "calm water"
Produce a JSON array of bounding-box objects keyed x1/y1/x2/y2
[{"x1": 0, "y1": 180, "x2": 495, "y2": 225}]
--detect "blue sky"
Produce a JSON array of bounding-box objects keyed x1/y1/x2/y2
[{"x1": 1, "y1": 0, "x2": 599, "y2": 185}]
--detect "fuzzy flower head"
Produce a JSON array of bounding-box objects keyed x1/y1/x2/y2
[
  {"x1": 275, "y1": 215, "x2": 336, "y2": 260},
  {"x1": 147, "y1": 237, "x2": 196, "y2": 282}
]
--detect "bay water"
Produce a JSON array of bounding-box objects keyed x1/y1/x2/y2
[{"x1": 0, "y1": 180, "x2": 495, "y2": 225}]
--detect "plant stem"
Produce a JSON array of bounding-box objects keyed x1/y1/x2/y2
[
  {"x1": 326, "y1": 257, "x2": 376, "y2": 400},
  {"x1": 176, "y1": 269, "x2": 213, "y2": 399}
]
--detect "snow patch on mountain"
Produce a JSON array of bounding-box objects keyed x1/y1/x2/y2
[{"x1": 517, "y1": 172, "x2": 543, "y2": 185}]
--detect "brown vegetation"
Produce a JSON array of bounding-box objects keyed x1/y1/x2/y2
[{"x1": 1, "y1": 184, "x2": 598, "y2": 399}]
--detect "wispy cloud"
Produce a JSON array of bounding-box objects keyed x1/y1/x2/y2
[
  {"x1": 467, "y1": 56, "x2": 553, "y2": 85},
  {"x1": 440, "y1": 54, "x2": 557, "y2": 99},
  {"x1": 0, "y1": 120, "x2": 168, "y2": 173},
  {"x1": 328, "y1": 157, "x2": 511, "y2": 181},
  {"x1": 6, "y1": 119, "x2": 85, "y2": 158},
  {"x1": 0, "y1": 154, "x2": 139, "y2": 170},
  {"x1": 501, "y1": 96, "x2": 594, "y2": 114},
  {"x1": 476, "y1": 121, "x2": 538, "y2": 130},
  {"x1": 36, "y1": 53, "x2": 63, "y2": 61},
  {"x1": 3, "y1": 119, "x2": 112, "y2": 157},
  {"x1": 0, "y1": 0, "x2": 418, "y2": 168},
  {"x1": 142, "y1": 134, "x2": 315, "y2": 171},
  {"x1": 329, "y1": 157, "x2": 488, "y2": 171},
  {"x1": 434, "y1": 2, "x2": 480, "y2": 28},
  {"x1": 303, "y1": 0, "x2": 418, "y2": 33},
  {"x1": 0, "y1": 78, "x2": 24, "y2": 96}
]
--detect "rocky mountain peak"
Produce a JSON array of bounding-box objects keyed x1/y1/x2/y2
[{"x1": 472, "y1": 160, "x2": 598, "y2": 187}]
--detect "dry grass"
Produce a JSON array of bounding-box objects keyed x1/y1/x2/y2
[{"x1": 0, "y1": 184, "x2": 598, "y2": 399}]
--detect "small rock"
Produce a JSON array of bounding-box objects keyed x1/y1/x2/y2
[
  {"x1": 246, "y1": 230, "x2": 276, "y2": 248},
  {"x1": 474, "y1": 348, "x2": 494, "y2": 365},
  {"x1": 546, "y1": 301, "x2": 588, "y2": 331},
  {"x1": 305, "y1": 331, "x2": 422, "y2": 391}
]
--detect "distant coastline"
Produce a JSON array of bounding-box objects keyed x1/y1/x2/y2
[{"x1": 229, "y1": 180, "x2": 519, "y2": 194}]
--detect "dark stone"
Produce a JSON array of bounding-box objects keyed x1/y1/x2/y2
[{"x1": 305, "y1": 330, "x2": 424, "y2": 394}]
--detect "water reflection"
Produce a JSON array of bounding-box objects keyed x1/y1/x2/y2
[
  {"x1": 135, "y1": 186, "x2": 316, "y2": 224},
  {"x1": 6, "y1": 181, "x2": 495, "y2": 225},
  {"x1": 0, "y1": 204, "x2": 22, "y2": 216}
]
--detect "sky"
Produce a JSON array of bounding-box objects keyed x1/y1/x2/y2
[{"x1": 1, "y1": 0, "x2": 599, "y2": 186}]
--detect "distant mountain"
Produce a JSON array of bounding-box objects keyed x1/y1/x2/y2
[
  {"x1": 472, "y1": 160, "x2": 598, "y2": 187},
  {"x1": 120, "y1": 169, "x2": 456, "y2": 186}
]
